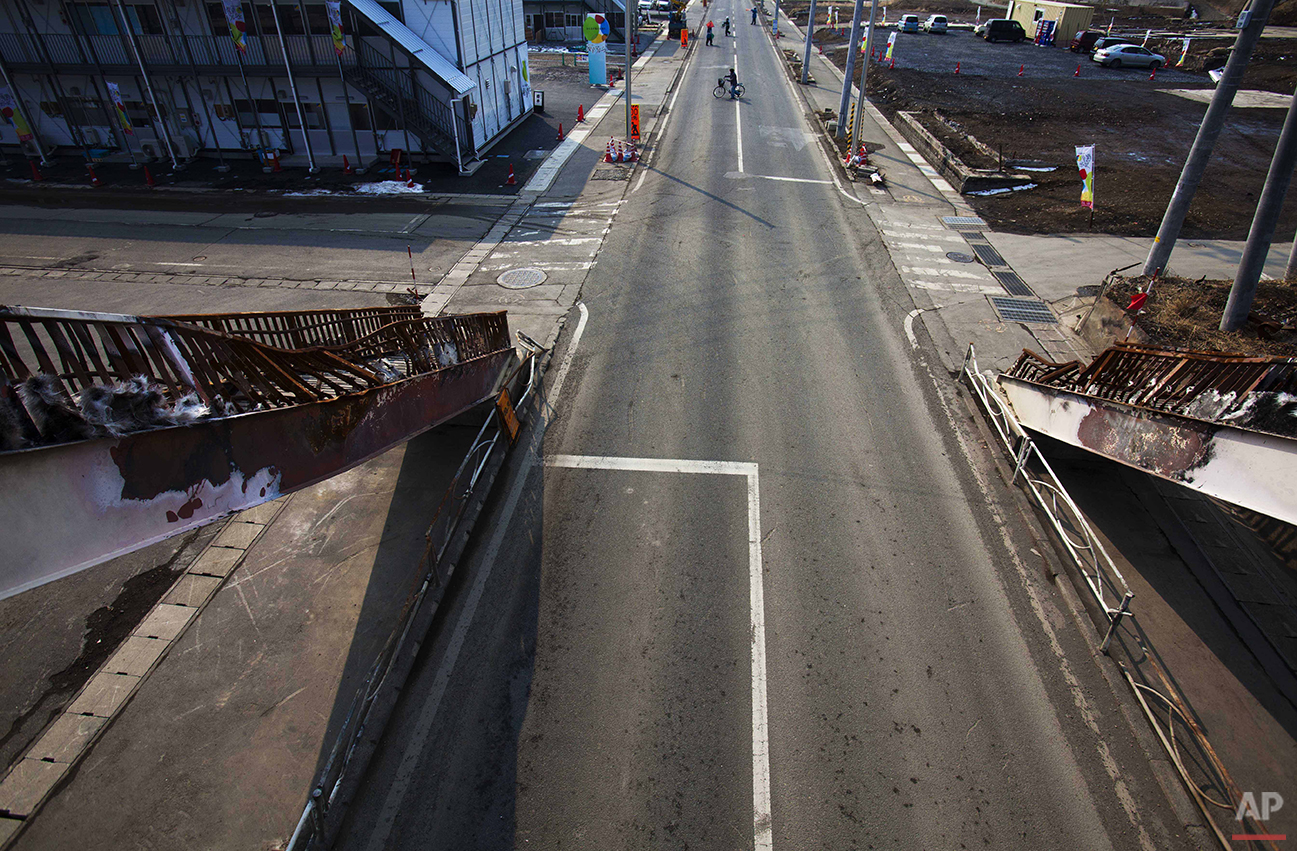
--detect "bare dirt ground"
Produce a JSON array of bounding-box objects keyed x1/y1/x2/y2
[
  {"x1": 1108, "y1": 274, "x2": 1297, "y2": 354},
  {"x1": 786, "y1": 0, "x2": 1297, "y2": 241}
]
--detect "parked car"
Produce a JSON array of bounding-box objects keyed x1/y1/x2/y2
[
  {"x1": 921, "y1": 14, "x2": 947, "y2": 33},
  {"x1": 1069, "y1": 30, "x2": 1103, "y2": 53},
  {"x1": 1092, "y1": 43, "x2": 1165, "y2": 68},
  {"x1": 979, "y1": 18, "x2": 1026, "y2": 42},
  {"x1": 898, "y1": 14, "x2": 920, "y2": 33},
  {"x1": 1089, "y1": 36, "x2": 1136, "y2": 53}
]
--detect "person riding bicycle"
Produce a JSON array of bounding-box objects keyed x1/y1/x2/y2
[
  {"x1": 723, "y1": 16, "x2": 731, "y2": 35},
  {"x1": 727, "y1": 67, "x2": 740, "y2": 98}
]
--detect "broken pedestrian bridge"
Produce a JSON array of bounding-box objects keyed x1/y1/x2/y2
[
  {"x1": 994, "y1": 342, "x2": 1297, "y2": 525},
  {"x1": 0, "y1": 304, "x2": 519, "y2": 601}
]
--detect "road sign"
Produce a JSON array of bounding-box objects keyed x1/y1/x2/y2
[{"x1": 630, "y1": 105, "x2": 641, "y2": 140}]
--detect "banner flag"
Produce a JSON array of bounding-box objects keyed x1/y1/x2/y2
[
  {"x1": 0, "y1": 88, "x2": 33, "y2": 142},
  {"x1": 326, "y1": 0, "x2": 346, "y2": 56},
  {"x1": 884, "y1": 31, "x2": 897, "y2": 61},
  {"x1": 107, "y1": 82, "x2": 134, "y2": 135},
  {"x1": 1076, "y1": 145, "x2": 1095, "y2": 209},
  {"x1": 222, "y1": 0, "x2": 247, "y2": 54},
  {"x1": 1176, "y1": 37, "x2": 1190, "y2": 67},
  {"x1": 585, "y1": 13, "x2": 609, "y2": 86}
]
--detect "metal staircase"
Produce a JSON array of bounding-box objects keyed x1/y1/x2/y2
[{"x1": 345, "y1": 39, "x2": 460, "y2": 156}]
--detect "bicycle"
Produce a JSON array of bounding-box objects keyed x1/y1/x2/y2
[{"x1": 713, "y1": 81, "x2": 745, "y2": 98}]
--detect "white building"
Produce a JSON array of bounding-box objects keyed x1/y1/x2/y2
[{"x1": 0, "y1": 0, "x2": 534, "y2": 172}]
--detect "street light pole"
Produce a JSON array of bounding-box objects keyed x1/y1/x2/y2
[
  {"x1": 1143, "y1": 0, "x2": 1275, "y2": 276},
  {"x1": 1222, "y1": 82, "x2": 1297, "y2": 330},
  {"x1": 800, "y1": 0, "x2": 816, "y2": 85},
  {"x1": 626, "y1": 6, "x2": 633, "y2": 140},
  {"x1": 853, "y1": 0, "x2": 878, "y2": 147},
  {"x1": 836, "y1": 0, "x2": 865, "y2": 138}
]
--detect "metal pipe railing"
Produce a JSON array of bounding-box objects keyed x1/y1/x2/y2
[{"x1": 962, "y1": 344, "x2": 1135, "y2": 653}]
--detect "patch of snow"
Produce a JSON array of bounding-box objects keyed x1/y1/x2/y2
[
  {"x1": 283, "y1": 188, "x2": 338, "y2": 197},
  {"x1": 355, "y1": 180, "x2": 424, "y2": 195},
  {"x1": 966, "y1": 183, "x2": 1037, "y2": 197},
  {"x1": 1015, "y1": 166, "x2": 1056, "y2": 172}
]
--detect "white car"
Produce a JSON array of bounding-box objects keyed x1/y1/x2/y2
[
  {"x1": 921, "y1": 14, "x2": 947, "y2": 33},
  {"x1": 1092, "y1": 44, "x2": 1165, "y2": 69}
]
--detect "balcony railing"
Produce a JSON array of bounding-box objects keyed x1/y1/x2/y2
[{"x1": 0, "y1": 31, "x2": 350, "y2": 70}]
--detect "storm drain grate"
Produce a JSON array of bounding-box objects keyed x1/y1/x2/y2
[
  {"x1": 942, "y1": 215, "x2": 987, "y2": 229},
  {"x1": 971, "y1": 243, "x2": 1008, "y2": 267},
  {"x1": 992, "y1": 270, "x2": 1034, "y2": 297},
  {"x1": 990, "y1": 296, "x2": 1056, "y2": 324},
  {"x1": 592, "y1": 168, "x2": 631, "y2": 181}
]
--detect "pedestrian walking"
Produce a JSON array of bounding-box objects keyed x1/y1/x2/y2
[
  {"x1": 751, "y1": 5, "x2": 758, "y2": 23},
  {"x1": 706, "y1": 20, "x2": 714, "y2": 44},
  {"x1": 723, "y1": 16, "x2": 731, "y2": 35}
]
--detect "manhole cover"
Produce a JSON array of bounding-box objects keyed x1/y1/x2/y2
[
  {"x1": 498, "y1": 267, "x2": 547, "y2": 289},
  {"x1": 946, "y1": 251, "x2": 975, "y2": 263}
]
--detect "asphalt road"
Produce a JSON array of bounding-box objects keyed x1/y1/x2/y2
[
  {"x1": 0, "y1": 202, "x2": 504, "y2": 284},
  {"x1": 334, "y1": 10, "x2": 1191, "y2": 850}
]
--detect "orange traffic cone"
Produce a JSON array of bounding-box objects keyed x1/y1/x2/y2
[
  {"x1": 1149, "y1": 66, "x2": 1157, "y2": 80},
  {"x1": 889, "y1": 56, "x2": 894, "y2": 69},
  {"x1": 144, "y1": 165, "x2": 156, "y2": 187},
  {"x1": 1074, "y1": 64, "x2": 1081, "y2": 77},
  {"x1": 605, "y1": 138, "x2": 615, "y2": 163},
  {"x1": 29, "y1": 160, "x2": 41, "y2": 182},
  {"x1": 954, "y1": 61, "x2": 960, "y2": 74},
  {"x1": 506, "y1": 163, "x2": 517, "y2": 185},
  {"x1": 272, "y1": 151, "x2": 282, "y2": 173},
  {"x1": 557, "y1": 122, "x2": 564, "y2": 141},
  {"x1": 1018, "y1": 64, "x2": 1024, "y2": 76},
  {"x1": 87, "y1": 164, "x2": 102, "y2": 187},
  {"x1": 577, "y1": 104, "x2": 585, "y2": 123},
  {"x1": 342, "y1": 154, "x2": 354, "y2": 174}
]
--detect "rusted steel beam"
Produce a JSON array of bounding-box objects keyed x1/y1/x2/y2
[
  {"x1": 998, "y1": 375, "x2": 1297, "y2": 525},
  {"x1": 0, "y1": 349, "x2": 515, "y2": 601}
]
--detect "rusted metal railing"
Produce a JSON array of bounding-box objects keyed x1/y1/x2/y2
[
  {"x1": 963, "y1": 345, "x2": 1134, "y2": 653},
  {"x1": 1008, "y1": 342, "x2": 1297, "y2": 421},
  {"x1": 0, "y1": 306, "x2": 511, "y2": 429}
]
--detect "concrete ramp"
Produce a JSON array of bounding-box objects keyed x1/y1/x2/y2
[
  {"x1": 999, "y1": 343, "x2": 1297, "y2": 525},
  {"x1": 0, "y1": 305, "x2": 516, "y2": 600}
]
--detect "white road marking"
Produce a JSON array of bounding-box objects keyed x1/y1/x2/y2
[
  {"x1": 363, "y1": 302, "x2": 590, "y2": 851},
  {"x1": 890, "y1": 242, "x2": 954, "y2": 252},
  {"x1": 735, "y1": 63, "x2": 745, "y2": 174},
  {"x1": 156, "y1": 261, "x2": 205, "y2": 266},
  {"x1": 545, "y1": 454, "x2": 772, "y2": 851},
  {"x1": 911, "y1": 280, "x2": 1004, "y2": 294},
  {"x1": 901, "y1": 265, "x2": 990, "y2": 280},
  {"x1": 755, "y1": 175, "x2": 832, "y2": 185}
]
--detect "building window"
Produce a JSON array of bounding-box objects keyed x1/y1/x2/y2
[
  {"x1": 233, "y1": 98, "x2": 282, "y2": 127},
  {"x1": 544, "y1": 11, "x2": 563, "y2": 28},
  {"x1": 73, "y1": 3, "x2": 164, "y2": 34},
  {"x1": 348, "y1": 103, "x2": 371, "y2": 131},
  {"x1": 565, "y1": 13, "x2": 581, "y2": 27},
  {"x1": 63, "y1": 98, "x2": 106, "y2": 126},
  {"x1": 284, "y1": 101, "x2": 326, "y2": 129}
]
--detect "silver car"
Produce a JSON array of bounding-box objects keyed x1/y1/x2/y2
[{"x1": 1092, "y1": 44, "x2": 1165, "y2": 69}]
